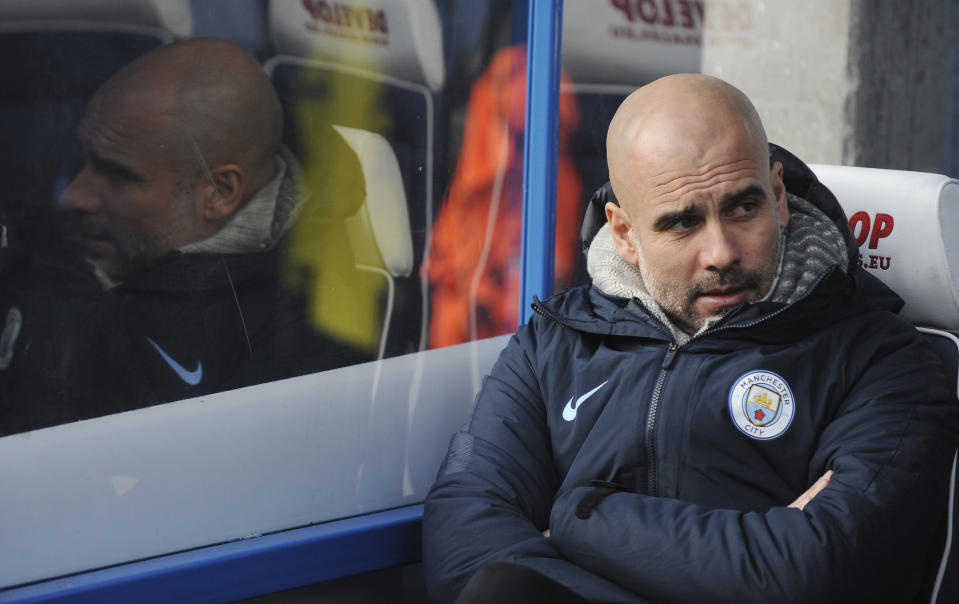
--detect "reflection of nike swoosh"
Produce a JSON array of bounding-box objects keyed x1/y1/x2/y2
[
  {"x1": 562, "y1": 381, "x2": 609, "y2": 422},
  {"x1": 147, "y1": 337, "x2": 203, "y2": 386}
]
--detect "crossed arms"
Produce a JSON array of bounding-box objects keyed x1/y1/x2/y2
[{"x1": 423, "y1": 319, "x2": 959, "y2": 604}]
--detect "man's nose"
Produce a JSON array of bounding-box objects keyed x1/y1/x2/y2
[
  {"x1": 699, "y1": 222, "x2": 739, "y2": 271},
  {"x1": 58, "y1": 166, "x2": 100, "y2": 214}
]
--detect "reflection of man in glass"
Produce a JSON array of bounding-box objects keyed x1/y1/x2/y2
[
  {"x1": 60, "y1": 37, "x2": 284, "y2": 284},
  {"x1": 50, "y1": 38, "x2": 368, "y2": 419}
]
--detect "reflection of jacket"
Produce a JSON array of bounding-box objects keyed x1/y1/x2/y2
[
  {"x1": 427, "y1": 45, "x2": 581, "y2": 348},
  {"x1": 71, "y1": 153, "x2": 370, "y2": 417},
  {"x1": 1, "y1": 153, "x2": 370, "y2": 432},
  {"x1": 71, "y1": 243, "x2": 369, "y2": 419},
  {"x1": 0, "y1": 219, "x2": 101, "y2": 434},
  {"x1": 423, "y1": 149, "x2": 959, "y2": 603}
]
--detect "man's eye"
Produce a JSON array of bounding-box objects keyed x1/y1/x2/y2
[
  {"x1": 92, "y1": 158, "x2": 137, "y2": 184},
  {"x1": 669, "y1": 217, "x2": 699, "y2": 231},
  {"x1": 730, "y1": 201, "x2": 759, "y2": 217}
]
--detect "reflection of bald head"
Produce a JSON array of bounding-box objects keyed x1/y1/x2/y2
[
  {"x1": 95, "y1": 37, "x2": 283, "y2": 195},
  {"x1": 607, "y1": 74, "x2": 768, "y2": 214}
]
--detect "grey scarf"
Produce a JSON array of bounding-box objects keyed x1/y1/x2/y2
[{"x1": 179, "y1": 148, "x2": 304, "y2": 255}]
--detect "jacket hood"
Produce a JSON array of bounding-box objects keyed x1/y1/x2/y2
[
  {"x1": 538, "y1": 144, "x2": 903, "y2": 340},
  {"x1": 179, "y1": 146, "x2": 303, "y2": 256},
  {"x1": 579, "y1": 144, "x2": 861, "y2": 274},
  {"x1": 770, "y1": 144, "x2": 860, "y2": 268}
]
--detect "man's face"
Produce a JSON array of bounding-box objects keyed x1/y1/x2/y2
[
  {"x1": 59, "y1": 91, "x2": 202, "y2": 282},
  {"x1": 617, "y1": 136, "x2": 788, "y2": 334}
]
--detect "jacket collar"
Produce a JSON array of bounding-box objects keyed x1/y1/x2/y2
[
  {"x1": 585, "y1": 191, "x2": 849, "y2": 343},
  {"x1": 178, "y1": 147, "x2": 303, "y2": 256},
  {"x1": 108, "y1": 150, "x2": 302, "y2": 294},
  {"x1": 536, "y1": 144, "x2": 901, "y2": 343}
]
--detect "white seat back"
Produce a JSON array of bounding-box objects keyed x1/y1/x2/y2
[
  {"x1": 810, "y1": 164, "x2": 959, "y2": 331},
  {"x1": 265, "y1": 0, "x2": 443, "y2": 357},
  {"x1": 268, "y1": 0, "x2": 444, "y2": 92},
  {"x1": 331, "y1": 125, "x2": 413, "y2": 361},
  {"x1": 333, "y1": 125, "x2": 413, "y2": 279},
  {"x1": 561, "y1": 0, "x2": 702, "y2": 91},
  {"x1": 810, "y1": 165, "x2": 959, "y2": 604}
]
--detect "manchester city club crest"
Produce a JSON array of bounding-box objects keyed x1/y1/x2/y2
[{"x1": 728, "y1": 370, "x2": 795, "y2": 440}]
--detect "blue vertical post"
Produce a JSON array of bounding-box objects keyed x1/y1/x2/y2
[{"x1": 519, "y1": 0, "x2": 563, "y2": 324}]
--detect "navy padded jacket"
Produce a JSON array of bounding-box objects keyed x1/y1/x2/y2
[{"x1": 423, "y1": 149, "x2": 959, "y2": 603}]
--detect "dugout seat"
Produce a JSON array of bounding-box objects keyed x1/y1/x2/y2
[
  {"x1": 333, "y1": 124, "x2": 414, "y2": 361},
  {"x1": 264, "y1": 0, "x2": 446, "y2": 357},
  {"x1": 810, "y1": 163, "x2": 959, "y2": 604},
  {"x1": 810, "y1": 165, "x2": 959, "y2": 330}
]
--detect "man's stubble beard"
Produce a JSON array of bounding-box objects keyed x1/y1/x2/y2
[
  {"x1": 632, "y1": 231, "x2": 779, "y2": 335},
  {"x1": 100, "y1": 181, "x2": 199, "y2": 283}
]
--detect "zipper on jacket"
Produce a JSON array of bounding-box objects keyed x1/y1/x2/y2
[
  {"x1": 639, "y1": 281, "x2": 813, "y2": 495},
  {"x1": 531, "y1": 299, "x2": 556, "y2": 323},
  {"x1": 641, "y1": 270, "x2": 838, "y2": 495},
  {"x1": 531, "y1": 297, "x2": 578, "y2": 329},
  {"x1": 645, "y1": 342, "x2": 678, "y2": 496}
]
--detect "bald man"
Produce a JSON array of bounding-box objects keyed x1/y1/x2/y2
[
  {"x1": 60, "y1": 37, "x2": 284, "y2": 284},
  {"x1": 3, "y1": 38, "x2": 370, "y2": 425},
  {"x1": 423, "y1": 75, "x2": 958, "y2": 603}
]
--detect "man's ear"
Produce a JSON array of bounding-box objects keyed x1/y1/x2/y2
[
  {"x1": 771, "y1": 161, "x2": 789, "y2": 228},
  {"x1": 201, "y1": 164, "x2": 245, "y2": 222},
  {"x1": 605, "y1": 201, "x2": 639, "y2": 265}
]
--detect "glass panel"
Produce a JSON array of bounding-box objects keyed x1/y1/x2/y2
[
  {"x1": 0, "y1": 0, "x2": 521, "y2": 435},
  {"x1": 0, "y1": 0, "x2": 519, "y2": 589}
]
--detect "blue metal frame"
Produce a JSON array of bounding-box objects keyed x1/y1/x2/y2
[
  {"x1": 0, "y1": 506, "x2": 423, "y2": 604},
  {"x1": 519, "y1": 0, "x2": 564, "y2": 324}
]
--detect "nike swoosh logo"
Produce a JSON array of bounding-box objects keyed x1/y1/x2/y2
[
  {"x1": 147, "y1": 337, "x2": 203, "y2": 386},
  {"x1": 562, "y1": 380, "x2": 609, "y2": 422}
]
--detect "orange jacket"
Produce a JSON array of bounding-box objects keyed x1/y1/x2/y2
[{"x1": 427, "y1": 45, "x2": 581, "y2": 348}]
